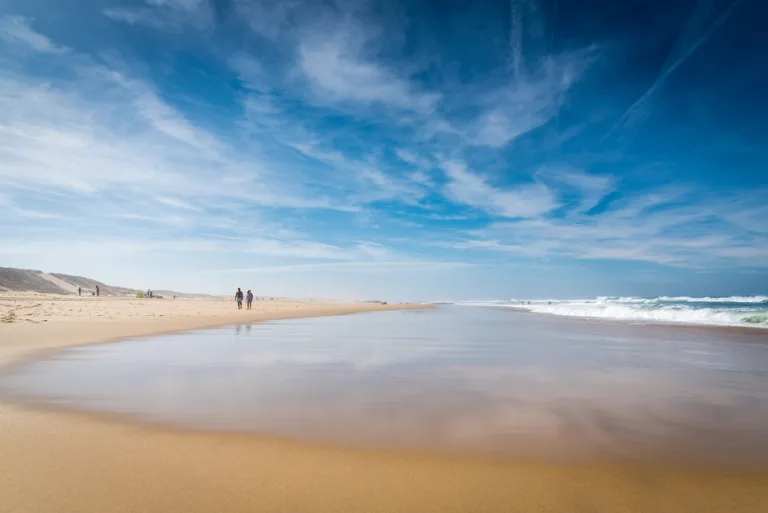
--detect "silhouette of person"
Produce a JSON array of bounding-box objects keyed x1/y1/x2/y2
[{"x1": 235, "y1": 288, "x2": 244, "y2": 310}]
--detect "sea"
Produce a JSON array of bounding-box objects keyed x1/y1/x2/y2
[{"x1": 456, "y1": 295, "x2": 768, "y2": 329}]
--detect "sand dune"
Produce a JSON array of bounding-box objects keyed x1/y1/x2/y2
[{"x1": 0, "y1": 266, "x2": 202, "y2": 297}]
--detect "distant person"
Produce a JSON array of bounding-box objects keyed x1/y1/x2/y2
[
  {"x1": 95, "y1": 285, "x2": 100, "y2": 297},
  {"x1": 246, "y1": 290, "x2": 253, "y2": 310},
  {"x1": 77, "y1": 286, "x2": 81, "y2": 297},
  {"x1": 235, "y1": 288, "x2": 244, "y2": 310}
]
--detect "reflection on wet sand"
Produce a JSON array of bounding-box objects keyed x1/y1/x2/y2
[{"x1": 2, "y1": 306, "x2": 768, "y2": 464}]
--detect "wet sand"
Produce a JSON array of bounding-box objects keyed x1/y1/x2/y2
[{"x1": 2, "y1": 295, "x2": 768, "y2": 512}]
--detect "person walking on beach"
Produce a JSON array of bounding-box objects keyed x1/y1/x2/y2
[
  {"x1": 246, "y1": 290, "x2": 254, "y2": 310},
  {"x1": 96, "y1": 285, "x2": 100, "y2": 297},
  {"x1": 235, "y1": 288, "x2": 244, "y2": 310},
  {"x1": 78, "y1": 286, "x2": 81, "y2": 297}
]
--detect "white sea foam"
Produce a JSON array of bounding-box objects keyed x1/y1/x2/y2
[
  {"x1": 655, "y1": 296, "x2": 768, "y2": 303},
  {"x1": 594, "y1": 296, "x2": 768, "y2": 304},
  {"x1": 520, "y1": 303, "x2": 767, "y2": 328},
  {"x1": 457, "y1": 296, "x2": 768, "y2": 328}
]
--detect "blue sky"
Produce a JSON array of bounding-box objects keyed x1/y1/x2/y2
[{"x1": 0, "y1": 0, "x2": 766, "y2": 300}]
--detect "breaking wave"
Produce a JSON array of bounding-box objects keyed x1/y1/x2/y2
[{"x1": 458, "y1": 296, "x2": 768, "y2": 329}]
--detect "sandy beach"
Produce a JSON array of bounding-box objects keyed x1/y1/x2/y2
[
  {"x1": 2, "y1": 295, "x2": 768, "y2": 513},
  {"x1": 0, "y1": 293, "x2": 427, "y2": 365}
]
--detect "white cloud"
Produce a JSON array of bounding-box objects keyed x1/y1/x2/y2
[
  {"x1": 395, "y1": 148, "x2": 431, "y2": 168},
  {"x1": 0, "y1": 49, "x2": 351, "y2": 210},
  {"x1": 149, "y1": 0, "x2": 206, "y2": 9},
  {"x1": 0, "y1": 236, "x2": 351, "y2": 261},
  {"x1": 229, "y1": 54, "x2": 265, "y2": 90},
  {"x1": 441, "y1": 160, "x2": 558, "y2": 218},
  {"x1": 471, "y1": 49, "x2": 595, "y2": 148},
  {"x1": 206, "y1": 261, "x2": 476, "y2": 274},
  {"x1": 424, "y1": 213, "x2": 473, "y2": 221},
  {"x1": 0, "y1": 16, "x2": 68, "y2": 53},
  {"x1": 280, "y1": 138, "x2": 428, "y2": 206},
  {"x1": 234, "y1": 0, "x2": 306, "y2": 39},
  {"x1": 298, "y1": 32, "x2": 439, "y2": 113},
  {"x1": 0, "y1": 194, "x2": 65, "y2": 220},
  {"x1": 354, "y1": 242, "x2": 391, "y2": 260},
  {"x1": 453, "y1": 187, "x2": 768, "y2": 268},
  {"x1": 407, "y1": 170, "x2": 433, "y2": 186},
  {"x1": 103, "y1": 8, "x2": 167, "y2": 28},
  {"x1": 535, "y1": 166, "x2": 614, "y2": 212},
  {"x1": 0, "y1": 22, "x2": 400, "y2": 283},
  {"x1": 103, "y1": 0, "x2": 212, "y2": 30},
  {"x1": 133, "y1": 88, "x2": 223, "y2": 156},
  {"x1": 395, "y1": 149, "x2": 435, "y2": 186},
  {"x1": 448, "y1": 239, "x2": 552, "y2": 258},
  {"x1": 719, "y1": 200, "x2": 768, "y2": 234},
  {"x1": 153, "y1": 196, "x2": 200, "y2": 210}
]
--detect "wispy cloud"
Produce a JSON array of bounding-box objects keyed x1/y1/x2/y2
[
  {"x1": 133, "y1": 88, "x2": 224, "y2": 156},
  {"x1": 298, "y1": 29, "x2": 440, "y2": 113},
  {"x1": 0, "y1": 35, "x2": 352, "y2": 210},
  {"x1": 205, "y1": 260, "x2": 476, "y2": 274},
  {"x1": 103, "y1": 8, "x2": 168, "y2": 29},
  {"x1": 153, "y1": 196, "x2": 201, "y2": 211},
  {"x1": 103, "y1": 0, "x2": 212, "y2": 30},
  {"x1": 535, "y1": 166, "x2": 614, "y2": 213},
  {"x1": 608, "y1": 0, "x2": 745, "y2": 137},
  {"x1": 0, "y1": 194, "x2": 66, "y2": 220},
  {"x1": 234, "y1": 0, "x2": 306, "y2": 40},
  {"x1": 470, "y1": 48, "x2": 595, "y2": 148},
  {"x1": 0, "y1": 236, "x2": 363, "y2": 261},
  {"x1": 441, "y1": 160, "x2": 558, "y2": 218},
  {"x1": 395, "y1": 149, "x2": 431, "y2": 169},
  {"x1": 0, "y1": 16, "x2": 68, "y2": 53},
  {"x1": 452, "y1": 186, "x2": 768, "y2": 268},
  {"x1": 0, "y1": 19, "x2": 384, "y2": 277}
]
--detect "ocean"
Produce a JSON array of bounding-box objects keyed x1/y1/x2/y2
[{"x1": 457, "y1": 295, "x2": 768, "y2": 328}]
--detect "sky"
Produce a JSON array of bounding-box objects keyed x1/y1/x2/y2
[{"x1": 0, "y1": 0, "x2": 766, "y2": 301}]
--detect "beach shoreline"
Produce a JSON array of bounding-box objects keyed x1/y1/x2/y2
[
  {"x1": 2, "y1": 294, "x2": 768, "y2": 513},
  {"x1": 0, "y1": 294, "x2": 430, "y2": 367}
]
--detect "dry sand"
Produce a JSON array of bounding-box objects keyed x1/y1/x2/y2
[
  {"x1": 0, "y1": 293, "x2": 425, "y2": 361},
  {"x1": 1, "y1": 294, "x2": 768, "y2": 513}
]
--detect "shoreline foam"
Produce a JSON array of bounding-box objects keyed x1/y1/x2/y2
[{"x1": 457, "y1": 296, "x2": 768, "y2": 330}]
